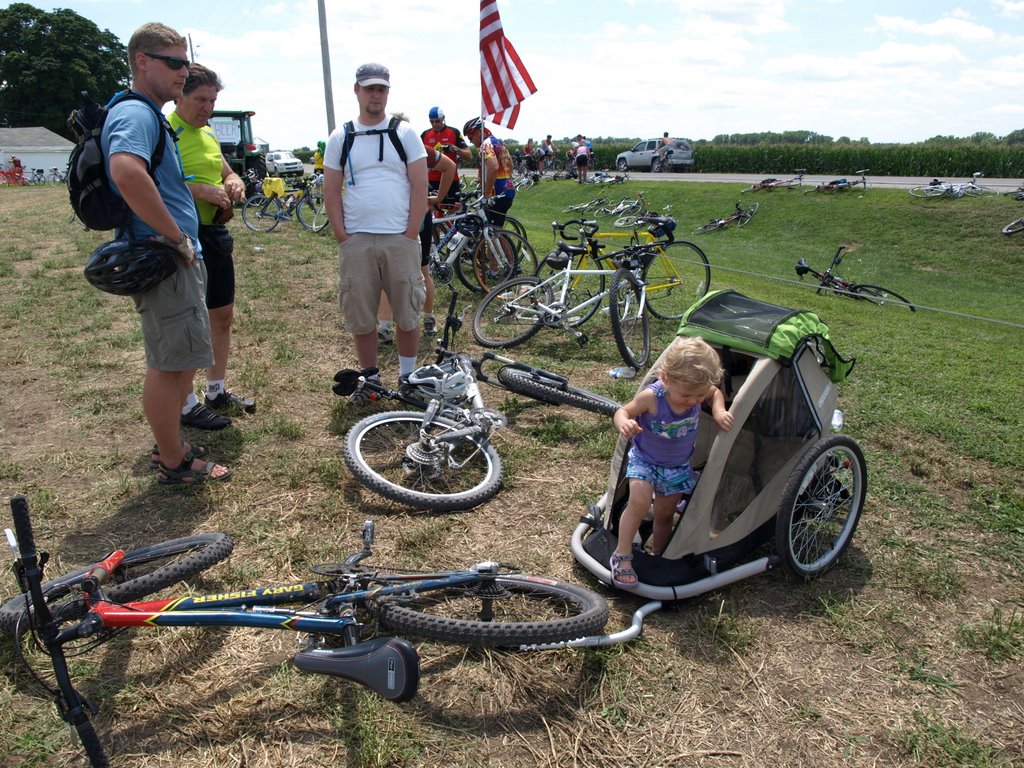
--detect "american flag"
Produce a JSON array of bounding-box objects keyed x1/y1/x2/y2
[{"x1": 479, "y1": 0, "x2": 536, "y2": 129}]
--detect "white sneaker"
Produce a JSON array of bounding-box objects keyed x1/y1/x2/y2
[{"x1": 377, "y1": 323, "x2": 394, "y2": 345}]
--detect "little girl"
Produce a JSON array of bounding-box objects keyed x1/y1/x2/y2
[{"x1": 610, "y1": 336, "x2": 734, "y2": 588}]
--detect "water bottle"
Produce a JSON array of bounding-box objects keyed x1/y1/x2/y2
[{"x1": 608, "y1": 366, "x2": 636, "y2": 379}]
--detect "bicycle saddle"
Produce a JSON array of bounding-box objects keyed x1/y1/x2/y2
[
  {"x1": 794, "y1": 259, "x2": 810, "y2": 276},
  {"x1": 644, "y1": 216, "x2": 676, "y2": 239},
  {"x1": 332, "y1": 367, "x2": 379, "y2": 396}
]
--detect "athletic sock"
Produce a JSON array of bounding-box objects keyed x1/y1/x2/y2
[
  {"x1": 182, "y1": 391, "x2": 200, "y2": 415},
  {"x1": 399, "y1": 355, "x2": 419, "y2": 377}
]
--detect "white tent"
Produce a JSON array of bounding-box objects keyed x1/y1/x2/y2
[{"x1": 0, "y1": 127, "x2": 75, "y2": 175}]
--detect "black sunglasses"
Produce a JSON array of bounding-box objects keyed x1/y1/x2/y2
[{"x1": 144, "y1": 52, "x2": 190, "y2": 70}]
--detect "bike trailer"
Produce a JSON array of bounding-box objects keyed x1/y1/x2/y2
[{"x1": 572, "y1": 290, "x2": 864, "y2": 600}]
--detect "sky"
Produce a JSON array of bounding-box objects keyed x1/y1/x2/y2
[{"x1": 11, "y1": 0, "x2": 1024, "y2": 150}]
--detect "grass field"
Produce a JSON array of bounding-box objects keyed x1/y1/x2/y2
[{"x1": 0, "y1": 179, "x2": 1021, "y2": 767}]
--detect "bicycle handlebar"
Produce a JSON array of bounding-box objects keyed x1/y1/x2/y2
[{"x1": 551, "y1": 218, "x2": 599, "y2": 241}]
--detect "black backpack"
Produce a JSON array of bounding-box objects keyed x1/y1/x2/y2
[
  {"x1": 67, "y1": 90, "x2": 169, "y2": 231},
  {"x1": 339, "y1": 116, "x2": 407, "y2": 182}
]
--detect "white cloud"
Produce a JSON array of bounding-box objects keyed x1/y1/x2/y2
[{"x1": 874, "y1": 13, "x2": 997, "y2": 43}]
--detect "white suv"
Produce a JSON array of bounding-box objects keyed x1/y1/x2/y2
[
  {"x1": 265, "y1": 150, "x2": 304, "y2": 176},
  {"x1": 616, "y1": 139, "x2": 693, "y2": 172}
]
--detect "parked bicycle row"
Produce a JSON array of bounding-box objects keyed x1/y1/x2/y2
[{"x1": 0, "y1": 163, "x2": 66, "y2": 186}]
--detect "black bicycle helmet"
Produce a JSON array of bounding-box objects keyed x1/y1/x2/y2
[
  {"x1": 84, "y1": 240, "x2": 178, "y2": 296},
  {"x1": 463, "y1": 117, "x2": 483, "y2": 135}
]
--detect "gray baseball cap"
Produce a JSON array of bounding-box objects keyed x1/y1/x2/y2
[{"x1": 356, "y1": 63, "x2": 390, "y2": 87}]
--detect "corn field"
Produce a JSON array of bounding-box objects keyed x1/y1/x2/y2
[{"x1": 588, "y1": 143, "x2": 1024, "y2": 178}]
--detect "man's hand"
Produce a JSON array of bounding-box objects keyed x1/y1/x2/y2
[
  {"x1": 223, "y1": 173, "x2": 246, "y2": 203},
  {"x1": 156, "y1": 230, "x2": 195, "y2": 266}
]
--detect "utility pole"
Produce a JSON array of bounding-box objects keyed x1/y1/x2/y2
[{"x1": 317, "y1": 0, "x2": 335, "y2": 134}]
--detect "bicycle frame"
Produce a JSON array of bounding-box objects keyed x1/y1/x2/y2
[{"x1": 796, "y1": 245, "x2": 850, "y2": 290}]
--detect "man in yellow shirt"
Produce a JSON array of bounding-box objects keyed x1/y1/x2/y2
[{"x1": 169, "y1": 62, "x2": 253, "y2": 423}]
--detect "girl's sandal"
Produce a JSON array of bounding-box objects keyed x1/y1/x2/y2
[
  {"x1": 609, "y1": 552, "x2": 639, "y2": 589},
  {"x1": 156, "y1": 451, "x2": 233, "y2": 485},
  {"x1": 149, "y1": 442, "x2": 207, "y2": 469}
]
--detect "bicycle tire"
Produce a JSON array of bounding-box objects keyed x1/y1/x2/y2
[
  {"x1": 0, "y1": 533, "x2": 234, "y2": 635},
  {"x1": 241, "y1": 195, "x2": 283, "y2": 232},
  {"x1": 532, "y1": 251, "x2": 605, "y2": 328},
  {"x1": 295, "y1": 193, "x2": 328, "y2": 232},
  {"x1": 608, "y1": 269, "x2": 650, "y2": 369},
  {"x1": 472, "y1": 230, "x2": 538, "y2": 293},
  {"x1": 376, "y1": 573, "x2": 609, "y2": 647},
  {"x1": 642, "y1": 241, "x2": 711, "y2": 320},
  {"x1": 502, "y1": 215, "x2": 530, "y2": 242},
  {"x1": 472, "y1": 276, "x2": 550, "y2": 348},
  {"x1": 343, "y1": 411, "x2": 502, "y2": 512},
  {"x1": 1001, "y1": 217, "x2": 1024, "y2": 235},
  {"x1": 908, "y1": 185, "x2": 946, "y2": 199},
  {"x1": 496, "y1": 366, "x2": 620, "y2": 417},
  {"x1": 850, "y1": 284, "x2": 915, "y2": 311},
  {"x1": 76, "y1": 716, "x2": 109, "y2": 767},
  {"x1": 447, "y1": 233, "x2": 486, "y2": 295},
  {"x1": 737, "y1": 202, "x2": 758, "y2": 227},
  {"x1": 774, "y1": 434, "x2": 866, "y2": 579}
]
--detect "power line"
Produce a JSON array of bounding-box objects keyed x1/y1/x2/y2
[{"x1": 705, "y1": 261, "x2": 1024, "y2": 330}]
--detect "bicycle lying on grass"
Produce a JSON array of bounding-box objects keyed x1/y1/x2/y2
[
  {"x1": 795, "y1": 245, "x2": 915, "y2": 310},
  {"x1": 4, "y1": 496, "x2": 609, "y2": 767},
  {"x1": 691, "y1": 200, "x2": 759, "y2": 234},
  {"x1": 333, "y1": 294, "x2": 619, "y2": 511},
  {"x1": 805, "y1": 169, "x2": 868, "y2": 194},
  {"x1": 1001, "y1": 215, "x2": 1024, "y2": 235},
  {"x1": 1001, "y1": 183, "x2": 1024, "y2": 201},
  {"x1": 908, "y1": 172, "x2": 999, "y2": 199},
  {"x1": 741, "y1": 169, "x2": 805, "y2": 192}
]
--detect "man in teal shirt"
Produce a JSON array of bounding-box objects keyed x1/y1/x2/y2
[{"x1": 104, "y1": 22, "x2": 231, "y2": 484}]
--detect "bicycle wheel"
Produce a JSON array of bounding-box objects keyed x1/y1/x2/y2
[
  {"x1": 532, "y1": 251, "x2": 605, "y2": 328},
  {"x1": 295, "y1": 193, "x2": 328, "y2": 232},
  {"x1": 502, "y1": 215, "x2": 529, "y2": 242},
  {"x1": 242, "y1": 195, "x2": 283, "y2": 232},
  {"x1": 908, "y1": 185, "x2": 947, "y2": 199},
  {"x1": 444, "y1": 231, "x2": 487, "y2": 295},
  {"x1": 472, "y1": 276, "x2": 550, "y2": 348},
  {"x1": 608, "y1": 269, "x2": 650, "y2": 369},
  {"x1": 472, "y1": 230, "x2": 538, "y2": 293},
  {"x1": 692, "y1": 220, "x2": 723, "y2": 235},
  {"x1": 642, "y1": 241, "x2": 711, "y2": 320},
  {"x1": 774, "y1": 434, "x2": 866, "y2": 579},
  {"x1": 1001, "y1": 217, "x2": 1024, "y2": 235},
  {"x1": 496, "y1": 366, "x2": 620, "y2": 417},
  {"x1": 377, "y1": 572, "x2": 609, "y2": 647},
  {"x1": 737, "y1": 202, "x2": 758, "y2": 227},
  {"x1": 0, "y1": 533, "x2": 234, "y2": 635},
  {"x1": 343, "y1": 411, "x2": 502, "y2": 512},
  {"x1": 850, "y1": 284, "x2": 915, "y2": 311}
]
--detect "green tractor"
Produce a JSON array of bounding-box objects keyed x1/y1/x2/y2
[{"x1": 210, "y1": 109, "x2": 267, "y2": 196}]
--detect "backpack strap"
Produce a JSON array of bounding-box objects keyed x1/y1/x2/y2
[
  {"x1": 339, "y1": 117, "x2": 408, "y2": 185},
  {"x1": 109, "y1": 91, "x2": 171, "y2": 182},
  {"x1": 108, "y1": 91, "x2": 173, "y2": 238}
]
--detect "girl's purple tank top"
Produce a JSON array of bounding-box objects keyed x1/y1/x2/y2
[{"x1": 631, "y1": 380, "x2": 701, "y2": 466}]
